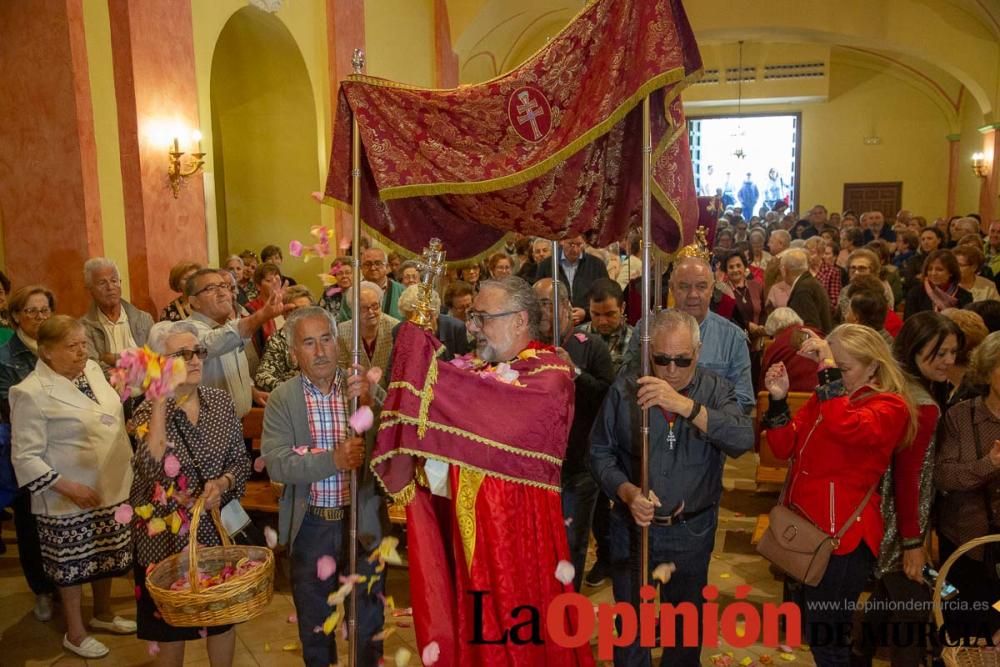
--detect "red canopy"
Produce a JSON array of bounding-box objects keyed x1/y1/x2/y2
[{"x1": 325, "y1": 0, "x2": 702, "y2": 261}]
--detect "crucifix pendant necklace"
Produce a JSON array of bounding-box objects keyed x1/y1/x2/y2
[{"x1": 666, "y1": 419, "x2": 677, "y2": 450}]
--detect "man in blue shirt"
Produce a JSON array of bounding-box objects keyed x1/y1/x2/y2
[
  {"x1": 622, "y1": 256, "x2": 755, "y2": 413},
  {"x1": 591, "y1": 309, "x2": 753, "y2": 667}
]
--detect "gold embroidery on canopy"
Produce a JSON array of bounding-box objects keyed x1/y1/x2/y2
[{"x1": 417, "y1": 356, "x2": 438, "y2": 438}]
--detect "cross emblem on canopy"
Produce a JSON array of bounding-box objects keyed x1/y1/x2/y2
[{"x1": 507, "y1": 87, "x2": 552, "y2": 143}]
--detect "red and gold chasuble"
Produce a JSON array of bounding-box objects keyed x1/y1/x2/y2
[{"x1": 373, "y1": 323, "x2": 594, "y2": 666}]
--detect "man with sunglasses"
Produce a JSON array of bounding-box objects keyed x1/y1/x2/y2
[
  {"x1": 591, "y1": 309, "x2": 753, "y2": 667},
  {"x1": 534, "y1": 278, "x2": 614, "y2": 591},
  {"x1": 185, "y1": 267, "x2": 291, "y2": 417}
]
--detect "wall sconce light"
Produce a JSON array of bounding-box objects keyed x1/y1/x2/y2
[
  {"x1": 972, "y1": 152, "x2": 989, "y2": 178},
  {"x1": 168, "y1": 131, "x2": 206, "y2": 197}
]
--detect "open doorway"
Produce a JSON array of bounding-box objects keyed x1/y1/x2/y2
[{"x1": 688, "y1": 113, "x2": 801, "y2": 218}]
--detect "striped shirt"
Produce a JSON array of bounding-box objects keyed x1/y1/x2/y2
[{"x1": 303, "y1": 372, "x2": 350, "y2": 507}]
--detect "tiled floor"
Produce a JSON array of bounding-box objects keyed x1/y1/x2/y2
[{"x1": 0, "y1": 454, "x2": 821, "y2": 666}]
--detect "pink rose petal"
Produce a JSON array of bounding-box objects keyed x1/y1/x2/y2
[
  {"x1": 574, "y1": 332, "x2": 588, "y2": 343},
  {"x1": 349, "y1": 406, "x2": 374, "y2": 433},
  {"x1": 310, "y1": 191, "x2": 324, "y2": 203},
  {"x1": 264, "y1": 526, "x2": 278, "y2": 549},
  {"x1": 253, "y1": 457, "x2": 266, "y2": 473},
  {"x1": 554, "y1": 560, "x2": 575, "y2": 585},
  {"x1": 163, "y1": 453, "x2": 181, "y2": 478},
  {"x1": 316, "y1": 555, "x2": 337, "y2": 581},
  {"x1": 288, "y1": 613, "x2": 298, "y2": 624},
  {"x1": 148, "y1": 641, "x2": 160, "y2": 656},
  {"x1": 422, "y1": 641, "x2": 441, "y2": 665},
  {"x1": 564, "y1": 516, "x2": 573, "y2": 526},
  {"x1": 114, "y1": 503, "x2": 133, "y2": 524},
  {"x1": 289, "y1": 240, "x2": 304, "y2": 257}
]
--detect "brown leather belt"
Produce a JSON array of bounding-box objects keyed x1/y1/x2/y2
[
  {"x1": 650, "y1": 504, "x2": 714, "y2": 526},
  {"x1": 308, "y1": 505, "x2": 348, "y2": 521}
]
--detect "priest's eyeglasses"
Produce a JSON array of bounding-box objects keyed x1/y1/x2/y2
[
  {"x1": 651, "y1": 353, "x2": 693, "y2": 368},
  {"x1": 168, "y1": 346, "x2": 209, "y2": 362},
  {"x1": 467, "y1": 309, "x2": 521, "y2": 329}
]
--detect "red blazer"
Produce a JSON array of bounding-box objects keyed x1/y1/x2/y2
[{"x1": 767, "y1": 388, "x2": 910, "y2": 556}]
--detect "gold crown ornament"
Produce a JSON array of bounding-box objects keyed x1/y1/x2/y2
[{"x1": 674, "y1": 226, "x2": 711, "y2": 263}]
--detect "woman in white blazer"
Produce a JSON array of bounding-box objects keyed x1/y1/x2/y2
[{"x1": 11, "y1": 315, "x2": 135, "y2": 659}]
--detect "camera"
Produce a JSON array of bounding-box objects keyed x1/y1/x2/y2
[{"x1": 922, "y1": 564, "x2": 959, "y2": 601}]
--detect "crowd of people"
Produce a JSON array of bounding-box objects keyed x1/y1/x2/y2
[{"x1": 0, "y1": 202, "x2": 998, "y2": 666}]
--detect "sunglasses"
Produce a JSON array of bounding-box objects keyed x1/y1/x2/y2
[
  {"x1": 651, "y1": 353, "x2": 693, "y2": 368},
  {"x1": 169, "y1": 346, "x2": 208, "y2": 362}
]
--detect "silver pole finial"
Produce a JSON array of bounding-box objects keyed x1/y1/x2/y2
[{"x1": 352, "y1": 49, "x2": 365, "y2": 74}]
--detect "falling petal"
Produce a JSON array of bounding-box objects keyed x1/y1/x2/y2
[
  {"x1": 719, "y1": 572, "x2": 732, "y2": 579},
  {"x1": 114, "y1": 503, "x2": 134, "y2": 524},
  {"x1": 322, "y1": 607, "x2": 342, "y2": 635},
  {"x1": 282, "y1": 641, "x2": 298, "y2": 651},
  {"x1": 289, "y1": 240, "x2": 304, "y2": 258},
  {"x1": 148, "y1": 641, "x2": 160, "y2": 656},
  {"x1": 564, "y1": 516, "x2": 573, "y2": 527},
  {"x1": 421, "y1": 641, "x2": 441, "y2": 665},
  {"x1": 778, "y1": 654, "x2": 796, "y2": 662},
  {"x1": 316, "y1": 555, "x2": 337, "y2": 581},
  {"x1": 146, "y1": 517, "x2": 166, "y2": 537},
  {"x1": 310, "y1": 191, "x2": 324, "y2": 203},
  {"x1": 349, "y1": 406, "x2": 374, "y2": 433},
  {"x1": 554, "y1": 560, "x2": 575, "y2": 585},
  {"x1": 778, "y1": 645, "x2": 794, "y2": 654},
  {"x1": 253, "y1": 457, "x2": 266, "y2": 473},
  {"x1": 367, "y1": 574, "x2": 380, "y2": 595},
  {"x1": 287, "y1": 613, "x2": 297, "y2": 624},
  {"x1": 264, "y1": 526, "x2": 278, "y2": 549},
  {"x1": 574, "y1": 332, "x2": 588, "y2": 343},
  {"x1": 394, "y1": 647, "x2": 412, "y2": 666},
  {"x1": 163, "y1": 454, "x2": 181, "y2": 479},
  {"x1": 652, "y1": 562, "x2": 676, "y2": 584}
]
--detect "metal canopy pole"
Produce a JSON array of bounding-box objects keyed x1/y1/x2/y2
[
  {"x1": 639, "y1": 96, "x2": 652, "y2": 591},
  {"x1": 551, "y1": 240, "x2": 560, "y2": 346},
  {"x1": 348, "y1": 47, "x2": 364, "y2": 667}
]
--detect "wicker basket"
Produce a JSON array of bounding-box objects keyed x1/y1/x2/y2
[
  {"x1": 146, "y1": 498, "x2": 275, "y2": 628},
  {"x1": 933, "y1": 534, "x2": 1000, "y2": 667}
]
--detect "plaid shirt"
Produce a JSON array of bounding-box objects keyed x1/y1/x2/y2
[
  {"x1": 303, "y1": 371, "x2": 351, "y2": 507},
  {"x1": 815, "y1": 264, "x2": 843, "y2": 309},
  {"x1": 576, "y1": 321, "x2": 633, "y2": 373}
]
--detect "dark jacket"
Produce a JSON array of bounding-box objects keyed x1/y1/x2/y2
[
  {"x1": 787, "y1": 272, "x2": 833, "y2": 333},
  {"x1": 903, "y1": 283, "x2": 973, "y2": 320},
  {"x1": 535, "y1": 252, "x2": 609, "y2": 312},
  {"x1": 436, "y1": 314, "x2": 471, "y2": 358},
  {"x1": 562, "y1": 332, "x2": 614, "y2": 476},
  {"x1": 590, "y1": 368, "x2": 753, "y2": 520},
  {"x1": 0, "y1": 333, "x2": 37, "y2": 422}
]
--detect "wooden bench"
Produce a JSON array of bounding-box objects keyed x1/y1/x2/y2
[{"x1": 241, "y1": 407, "x2": 280, "y2": 513}]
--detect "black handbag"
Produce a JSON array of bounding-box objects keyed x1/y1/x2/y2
[{"x1": 971, "y1": 402, "x2": 1000, "y2": 582}]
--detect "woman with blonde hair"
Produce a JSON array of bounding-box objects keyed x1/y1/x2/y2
[{"x1": 763, "y1": 324, "x2": 916, "y2": 667}]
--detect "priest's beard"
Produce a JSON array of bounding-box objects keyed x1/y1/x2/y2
[{"x1": 475, "y1": 328, "x2": 516, "y2": 363}]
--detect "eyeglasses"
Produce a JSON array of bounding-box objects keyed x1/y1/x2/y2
[
  {"x1": 362, "y1": 302, "x2": 381, "y2": 313},
  {"x1": 362, "y1": 261, "x2": 386, "y2": 269},
  {"x1": 21, "y1": 307, "x2": 52, "y2": 318},
  {"x1": 651, "y1": 353, "x2": 694, "y2": 368},
  {"x1": 168, "y1": 346, "x2": 208, "y2": 362},
  {"x1": 194, "y1": 282, "x2": 228, "y2": 296},
  {"x1": 467, "y1": 309, "x2": 521, "y2": 328}
]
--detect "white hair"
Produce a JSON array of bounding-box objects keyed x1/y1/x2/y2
[
  {"x1": 650, "y1": 308, "x2": 701, "y2": 348},
  {"x1": 83, "y1": 257, "x2": 119, "y2": 287},
  {"x1": 788, "y1": 239, "x2": 807, "y2": 249},
  {"x1": 769, "y1": 229, "x2": 791, "y2": 246},
  {"x1": 147, "y1": 320, "x2": 201, "y2": 354},
  {"x1": 358, "y1": 280, "x2": 384, "y2": 304},
  {"x1": 764, "y1": 307, "x2": 804, "y2": 336},
  {"x1": 398, "y1": 284, "x2": 441, "y2": 315},
  {"x1": 284, "y1": 306, "x2": 337, "y2": 346},
  {"x1": 781, "y1": 248, "x2": 810, "y2": 274}
]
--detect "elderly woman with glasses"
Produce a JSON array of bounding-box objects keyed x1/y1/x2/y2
[
  {"x1": 127, "y1": 320, "x2": 250, "y2": 666},
  {"x1": 0, "y1": 285, "x2": 57, "y2": 622},
  {"x1": 11, "y1": 315, "x2": 135, "y2": 659}
]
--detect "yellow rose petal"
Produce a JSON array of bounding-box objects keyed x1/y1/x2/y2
[{"x1": 394, "y1": 647, "x2": 412, "y2": 666}]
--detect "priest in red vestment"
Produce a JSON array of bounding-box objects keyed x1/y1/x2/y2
[{"x1": 372, "y1": 276, "x2": 595, "y2": 666}]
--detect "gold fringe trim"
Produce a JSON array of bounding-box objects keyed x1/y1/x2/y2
[
  {"x1": 378, "y1": 412, "x2": 564, "y2": 466},
  {"x1": 387, "y1": 480, "x2": 417, "y2": 506},
  {"x1": 387, "y1": 380, "x2": 423, "y2": 398},
  {"x1": 522, "y1": 364, "x2": 574, "y2": 377},
  {"x1": 416, "y1": 356, "x2": 438, "y2": 438},
  {"x1": 371, "y1": 69, "x2": 688, "y2": 201},
  {"x1": 370, "y1": 447, "x2": 563, "y2": 497},
  {"x1": 456, "y1": 468, "x2": 485, "y2": 575}
]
